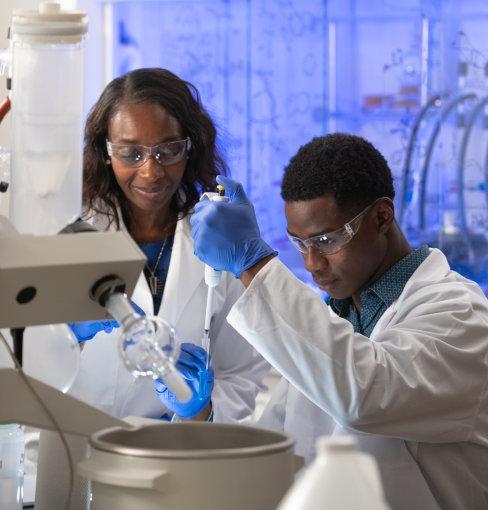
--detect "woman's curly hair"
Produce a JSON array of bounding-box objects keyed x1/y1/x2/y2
[{"x1": 83, "y1": 67, "x2": 227, "y2": 228}]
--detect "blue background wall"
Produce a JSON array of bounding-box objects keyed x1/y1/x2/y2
[{"x1": 107, "y1": 0, "x2": 488, "y2": 294}]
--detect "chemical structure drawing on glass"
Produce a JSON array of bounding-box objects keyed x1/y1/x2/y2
[
  {"x1": 111, "y1": 0, "x2": 327, "y2": 257},
  {"x1": 108, "y1": 0, "x2": 488, "y2": 294}
]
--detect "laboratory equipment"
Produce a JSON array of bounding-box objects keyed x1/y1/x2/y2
[
  {"x1": 0, "y1": 424, "x2": 24, "y2": 510},
  {"x1": 8, "y1": 2, "x2": 87, "y2": 235},
  {"x1": 78, "y1": 422, "x2": 298, "y2": 510},
  {"x1": 0, "y1": 215, "x2": 145, "y2": 328},
  {"x1": 23, "y1": 324, "x2": 80, "y2": 393},
  {"x1": 399, "y1": 94, "x2": 443, "y2": 226},
  {"x1": 0, "y1": 7, "x2": 144, "y2": 510},
  {"x1": 0, "y1": 4, "x2": 147, "y2": 510},
  {"x1": 418, "y1": 93, "x2": 477, "y2": 231},
  {"x1": 101, "y1": 290, "x2": 192, "y2": 403},
  {"x1": 199, "y1": 184, "x2": 228, "y2": 397},
  {"x1": 277, "y1": 436, "x2": 390, "y2": 510},
  {"x1": 453, "y1": 95, "x2": 488, "y2": 274}
]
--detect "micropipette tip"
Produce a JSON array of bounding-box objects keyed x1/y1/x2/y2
[{"x1": 198, "y1": 329, "x2": 211, "y2": 400}]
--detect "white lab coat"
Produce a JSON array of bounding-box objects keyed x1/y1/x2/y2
[
  {"x1": 228, "y1": 249, "x2": 488, "y2": 510},
  {"x1": 69, "y1": 213, "x2": 268, "y2": 422}
]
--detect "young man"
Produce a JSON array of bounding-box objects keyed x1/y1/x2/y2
[{"x1": 190, "y1": 133, "x2": 488, "y2": 510}]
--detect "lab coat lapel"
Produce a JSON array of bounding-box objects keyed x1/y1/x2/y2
[
  {"x1": 85, "y1": 207, "x2": 204, "y2": 322},
  {"x1": 159, "y1": 217, "x2": 204, "y2": 325},
  {"x1": 370, "y1": 248, "x2": 449, "y2": 337}
]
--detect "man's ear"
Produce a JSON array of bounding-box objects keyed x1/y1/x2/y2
[{"x1": 376, "y1": 198, "x2": 395, "y2": 234}]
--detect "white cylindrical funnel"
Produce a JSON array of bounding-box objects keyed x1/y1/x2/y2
[{"x1": 9, "y1": 3, "x2": 87, "y2": 235}]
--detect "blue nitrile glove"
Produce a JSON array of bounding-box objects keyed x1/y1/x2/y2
[
  {"x1": 154, "y1": 342, "x2": 214, "y2": 419},
  {"x1": 68, "y1": 300, "x2": 145, "y2": 342},
  {"x1": 190, "y1": 175, "x2": 277, "y2": 277},
  {"x1": 68, "y1": 320, "x2": 119, "y2": 342}
]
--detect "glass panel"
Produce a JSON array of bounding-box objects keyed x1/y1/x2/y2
[{"x1": 108, "y1": 0, "x2": 488, "y2": 294}]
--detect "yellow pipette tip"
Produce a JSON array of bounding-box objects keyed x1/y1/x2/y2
[{"x1": 216, "y1": 184, "x2": 225, "y2": 196}]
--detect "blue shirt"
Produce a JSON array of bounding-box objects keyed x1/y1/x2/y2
[
  {"x1": 138, "y1": 237, "x2": 174, "y2": 315},
  {"x1": 329, "y1": 245, "x2": 429, "y2": 338}
]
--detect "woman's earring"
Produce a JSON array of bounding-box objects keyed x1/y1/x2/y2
[{"x1": 105, "y1": 159, "x2": 111, "y2": 165}]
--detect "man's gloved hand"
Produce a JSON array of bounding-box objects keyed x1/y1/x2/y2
[
  {"x1": 154, "y1": 342, "x2": 214, "y2": 420},
  {"x1": 68, "y1": 300, "x2": 145, "y2": 343},
  {"x1": 190, "y1": 175, "x2": 277, "y2": 277}
]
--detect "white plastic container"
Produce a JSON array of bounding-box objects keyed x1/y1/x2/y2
[
  {"x1": 0, "y1": 424, "x2": 24, "y2": 510},
  {"x1": 9, "y1": 2, "x2": 88, "y2": 234},
  {"x1": 78, "y1": 422, "x2": 297, "y2": 510},
  {"x1": 277, "y1": 436, "x2": 391, "y2": 510}
]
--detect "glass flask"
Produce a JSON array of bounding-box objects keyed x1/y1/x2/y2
[
  {"x1": 106, "y1": 293, "x2": 192, "y2": 403},
  {"x1": 23, "y1": 324, "x2": 80, "y2": 393}
]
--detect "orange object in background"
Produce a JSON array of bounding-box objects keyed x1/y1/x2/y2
[{"x1": 362, "y1": 94, "x2": 394, "y2": 111}]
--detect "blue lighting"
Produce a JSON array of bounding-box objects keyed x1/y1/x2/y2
[{"x1": 110, "y1": 0, "x2": 488, "y2": 295}]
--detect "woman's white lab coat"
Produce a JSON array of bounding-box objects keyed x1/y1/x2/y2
[
  {"x1": 227, "y1": 249, "x2": 488, "y2": 510},
  {"x1": 69, "y1": 213, "x2": 268, "y2": 422}
]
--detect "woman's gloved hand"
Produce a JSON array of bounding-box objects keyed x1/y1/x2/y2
[
  {"x1": 190, "y1": 175, "x2": 277, "y2": 277},
  {"x1": 68, "y1": 300, "x2": 145, "y2": 342},
  {"x1": 68, "y1": 320, "x2": 119, "y2": 342},
  {"x1": 154, "y1": 342, "x2": 214, "y2": 419}
]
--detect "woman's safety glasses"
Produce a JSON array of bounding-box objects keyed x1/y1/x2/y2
[
  {"x1": 106, "y1": 137, "x2": 191, "y2": 168},
  {"x1": 287, "y1": 199, "x2": 383, "y2": 256}
]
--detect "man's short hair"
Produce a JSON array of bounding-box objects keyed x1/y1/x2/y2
[{"x1": 281, "y1": 133, "x2": 395, "y2": 206}]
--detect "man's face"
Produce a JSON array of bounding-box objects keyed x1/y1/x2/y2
[{"x1": 285, "y1": 194, "x2": 391, "y2": 299}]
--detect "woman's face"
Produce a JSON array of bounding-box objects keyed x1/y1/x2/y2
[{"x1": 107, "y1": 101, "x2": 187, "y2": 217}]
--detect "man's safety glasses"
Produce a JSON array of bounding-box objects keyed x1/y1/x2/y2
[
  {"x1": 106, "y1": 137, "x2": 191, "y2": 168},
  {"x1": 287, "y1": 199, "x2": 384, "y2": 256}
]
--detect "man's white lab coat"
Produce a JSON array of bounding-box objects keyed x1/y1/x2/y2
[{"x1": 228, "y1": 249, "x2": 488, "y2": 510}]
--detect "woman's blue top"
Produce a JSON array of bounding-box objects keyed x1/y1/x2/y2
[{"x1": 138, "y1": 236, "x2": 174, "y2": 314}]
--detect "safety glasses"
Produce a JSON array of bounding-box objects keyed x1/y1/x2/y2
[
  {"x1": 287, "y1": 198, "x2": 384, "y2": 256},
  {"x1": 106, "y1": 137, "x2": 191, "y2": 168}
]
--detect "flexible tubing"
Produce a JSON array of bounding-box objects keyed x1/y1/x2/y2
[
  {"x1": 399, "y1": 94, "x2": 442, "y2": 225},
  {"x1": 418, "y1": 93, "x2": 477, "y2": 230}
]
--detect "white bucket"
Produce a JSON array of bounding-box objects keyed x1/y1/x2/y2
[{"x1": 78, "y1": 422, "x2": 297, "y2": 510}]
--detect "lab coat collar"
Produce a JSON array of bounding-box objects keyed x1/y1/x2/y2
[
  {"x1": 367, "y1": 244, "x2": 430, "y2": 306},
  {"x1": 329, "y1": 245, "x2": 430, "y2": 331},
  {"x1": 400, "y1": 248, "x2": 450, "y2": 291},
  {"x1": 370, "y1": 248, "x2": 450, "y2": 336},
  {"x1": 158, "y1": 216, "x2": 205, "y2": 324}
]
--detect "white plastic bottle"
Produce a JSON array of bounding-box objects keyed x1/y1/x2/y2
[
  {"x1": 277, "y1": 435, "x2": 391, "y2": 510},
  {"x1": 0, "y1": 424, "x2": 24, "y2": 510}
]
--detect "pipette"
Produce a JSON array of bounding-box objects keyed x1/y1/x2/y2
[{"x1": 199, "y1": 184, "x2": 229, "y2": 398}]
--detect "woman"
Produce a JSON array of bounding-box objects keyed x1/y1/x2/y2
[{"x1": 68, "y1": 68, "x2": 268, "y2": 422}]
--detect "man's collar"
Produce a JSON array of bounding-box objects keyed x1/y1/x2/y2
[{"x1": 330, "y1": 245, "x2": 430, "y2": 314}]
